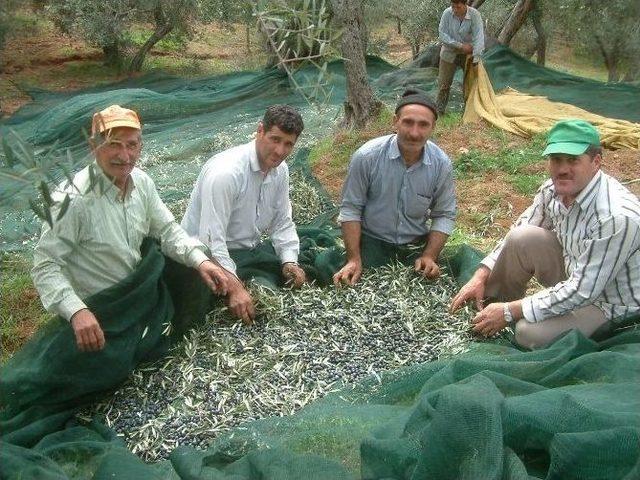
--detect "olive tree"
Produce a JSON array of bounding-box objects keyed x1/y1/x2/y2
[
  {"x1": 48, "y1": 0, "x2": 136, "y2": 68},
  {"x1": 128, "y1": 0, "x2": 199, "y2": 72},
  {"x1": 558, "y1": 0, "x2": 640, "y2": 82},
  {"x1": 48, "y1": 0, "x2": 199, "y2": 72},
  {"x1": 331, "y1": 0, "x2": 381, "y2": 128}
]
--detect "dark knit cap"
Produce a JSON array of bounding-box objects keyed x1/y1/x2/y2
[{"x1": 395, "y1": 88, "x2": 438, "y2": 120}]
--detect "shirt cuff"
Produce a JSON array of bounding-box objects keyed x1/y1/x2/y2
[
  {"x1": 59, "y1": 295, "x2": 89, "y2": 322},
  {"x1": 521, "y1": 296, "x2": 543, "y2": 323},
  {"x1": 187, "y1": 248, "x2": 210, "y2": 269},
  {"x1": 337, "y1": 210, "x2": 362, "y2": 223},
  {"x1": 480, "y1": 253, "x2": 497, "y2": 271},
  {"x1": 217, "y1": 257, "x2": 237, "y2": 276},
  {"x1": 430, "y1": 217, "x2": 455, "y2": 235},
  {"x1": 280, "y1": 249, "x2": 299, "y2": 265}
]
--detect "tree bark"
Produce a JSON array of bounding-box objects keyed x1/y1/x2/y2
[
  {"x1": 497, "y1": 0, "x2": 535, "y2": 45},
  {"x1": 129, "y1": 2, "x2": 174, "y2": 72},
  {"x1": 102, "y1": 42, "x2": 122, "y2": 68},
  {"x1": 331, "y1": 0, "x2": 381, "y2": 129},
  {"x1": 531, "y1": 6, "x2": 546, "y2": 65},
  {"x1": 595, "y1": 35, "x2": 620, "y2": 82}
]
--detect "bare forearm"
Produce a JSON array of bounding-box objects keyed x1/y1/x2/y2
[
  {"x1": 341, "y1": 221, "x2": 362, "y2": 262},
  {"x1": 421, "y1": 231, "x2": 449, "y2": 261}
]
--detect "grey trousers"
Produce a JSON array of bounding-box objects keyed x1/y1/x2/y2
[{"x1": 485, "y1": 225, "x2": 608, "y2": 349}]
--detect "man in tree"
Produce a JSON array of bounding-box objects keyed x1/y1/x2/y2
[
  {"x1": 333, "y1": 88, "x2": 457, "y2": 286},
  {"x1": 31, "y1": 104, "x2": 229, "y2": 352},
  {"x1": 182, "y1": 105, "x2": 307, "y2": 324},
  {"x1": 450, "y1": 119, "x2": 640, "y2": 348},
  {"x1": 436, "y1": 0, "x2": 484, "y2": 115}
]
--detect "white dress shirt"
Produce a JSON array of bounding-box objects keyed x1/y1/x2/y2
[{"x1": 181, "y1": 140, "x2": 299, "y2": 275}]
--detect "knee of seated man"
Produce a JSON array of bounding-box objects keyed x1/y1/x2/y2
[
  {"x1": 515, "y1": 320, "x2": 550, "y2": 350},
  {"x1": 504, "y1": 225, "x2": 543, "y2": 250}
]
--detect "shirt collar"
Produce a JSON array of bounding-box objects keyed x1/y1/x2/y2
[
  {"x1": 250, "y1": 139, "x2": 278, "y2": 182},
  {"x1": 390, "y1": 135, "x2": 432, "y2": 167},
  {"x1": 552, "y1": 170, "x2": 602, "y2": 212},
  {"x1": 573, "y1": 170, "x2": 602, "y2": 210},
  {"x1": 249, "y1": 140, "x2": 262, "y2": 173},
  {"x1": 91, "y1": 160, "x2": 136, "y2": 201},
  {"x1": 450, "y1": 6, "x2": 471, "y2": 20}
]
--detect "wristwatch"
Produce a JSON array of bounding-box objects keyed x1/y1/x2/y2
[{"x1": 503, "y1": 303, "x2": 514, "y2": 324}]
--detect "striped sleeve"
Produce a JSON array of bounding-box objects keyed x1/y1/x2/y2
[{"x1": 522, "y1": 214, "x2": 640, "y2": 322}]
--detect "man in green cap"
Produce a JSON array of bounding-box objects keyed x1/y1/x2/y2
[{"x1": 450, "y1": 119, "x2": 640, "y2": 348}]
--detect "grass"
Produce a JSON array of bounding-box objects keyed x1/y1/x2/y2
[
  {"x1": 455, "y1": 133, "x2": 546, "y2": 177},
  {"x1": 0, "y1": 252, "x2": 52, "y2": 362},
  {"x1": 509, "y1": 173, "x2": 547, "y2": 195},
  {"x1": 127, "y1": 28, "x2": 188, "y2": 54},
  {"x1": 454, "y1": 133, "x2": 547, "y2": 194},
  {"x1": 309, "y1": 107, "x2": 394, "y2": 170}
]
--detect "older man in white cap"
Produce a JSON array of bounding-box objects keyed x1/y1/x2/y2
[{"x1": 31, "y1": 104, "x2": 229, "y2": 352}]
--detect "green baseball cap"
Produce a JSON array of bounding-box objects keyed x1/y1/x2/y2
[{"x1": 542, "y1": 119, "x2": 601, "y2": 156}]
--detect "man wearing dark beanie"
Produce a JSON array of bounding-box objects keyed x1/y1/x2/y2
[{"x1": 333, "y1": 88, "x2": 456, "y2": 286}]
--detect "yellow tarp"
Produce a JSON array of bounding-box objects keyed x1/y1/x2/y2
[{"x1": 463, "y1": 61, "x2": 640, "y2": 150}]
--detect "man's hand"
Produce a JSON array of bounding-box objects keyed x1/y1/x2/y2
[
  {"x1": 226, "y1": 283, "x2": 256, "y2": 325},
  {"x1": 70, "y1": 309, "x2": 105, "y2": 352},
  {"x1": 471, "y1": 302, "x2": 508, "y2": 337},
  {"x1": 282, "y1": 263, "x2": 306, "y2": 288},
  {"x1": 461, "y1": 43, "x2": 473, "y2": 54},
  {"x1": 414, "y1": 255, "x2": 440, "y2": 279},
  {"x1": 333, "y1": 259, "x2": 362, "y2": 286},
  {"x1": 449, "y1": 266, "x2": 490, "y2": 313},
  {"x1": 198, "y1": 260, "x2": 229, "y2": 295}
]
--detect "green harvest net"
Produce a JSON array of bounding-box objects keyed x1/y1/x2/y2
[{"x1": 2, "y1": 49, "x2": 640, "y2": 479}]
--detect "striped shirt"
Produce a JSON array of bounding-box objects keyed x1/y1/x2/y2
[{"x1": 482, "y1": 171, "x2": 640, "y2": 323}]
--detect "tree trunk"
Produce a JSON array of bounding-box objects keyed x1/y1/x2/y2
[
  {"x1": 396, "y1": 17, "x2": 402, "y2": 35},
  {"x1": 102, "y1": 42, "x2": 122, "y2": 68},
  {"x1": 595, "y1": 35, "x2": 620, "y2": 82},
  {"x1": 331, "y1": 0, "x2": 381, "y2": 129},
  {"x1": 470, "y1": 0, "x2": 486, "y2": 8},
  {"x1": 411, "y1": 42, "x2": 420, "y2": 60},
  {"x1": 129, "y1": 3, "x2": 174, "y2": 73},
  {"x1": 497, "y1": 0, "x2": 535, "y2": 45},
  {"x1": 531, "y1": 6, "x2": 546, "y2": 65}
]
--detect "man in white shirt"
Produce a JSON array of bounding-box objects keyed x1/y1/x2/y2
[
  {"x1": 436, "y1": 0, "x2": 484, "y2": 115},
  {"x1": 31, "y1": 104, "x2": 229, "y2": 352},
  {"x1": 182, "y1": 105, "x2": 306, "y2": 323},
  {"x1": 450, "y1": 119, "x2": 640, "y2": 348}
]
